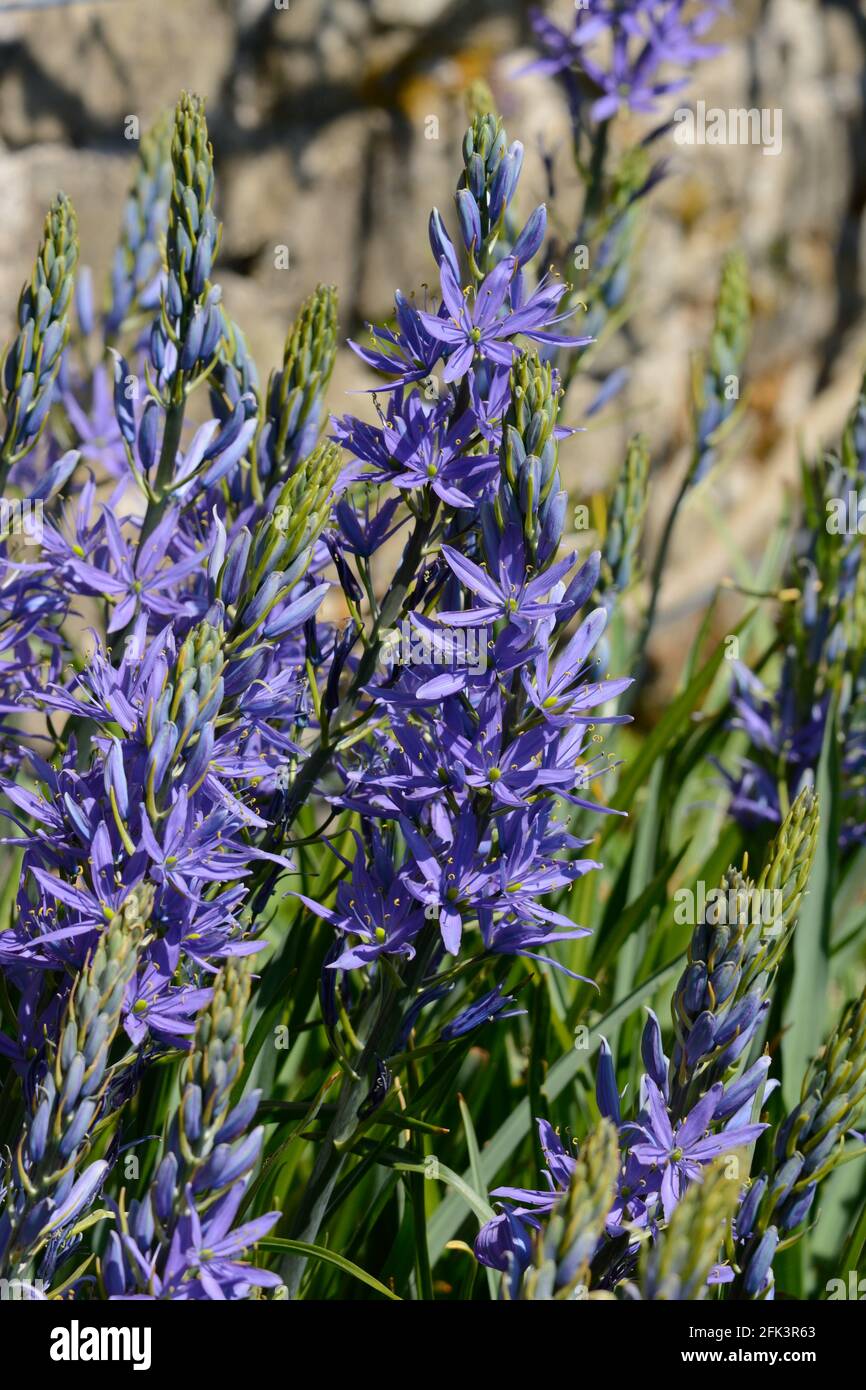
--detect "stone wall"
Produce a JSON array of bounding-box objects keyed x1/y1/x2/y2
[{"x1": 1, "y1": 0, "x2": 864, "y2": 693}]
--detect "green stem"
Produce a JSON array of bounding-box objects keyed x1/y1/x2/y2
[
  {"x1": 278, "y1": 499, "x2": 439, "y2": 833},
  {"x1": 348, "y1": 495, "x2": 440, "y2": 697},
  {"x1": 281, "y1": 933, "x2": 439, "y2": 1295},
  {"x1": 631, "y1": 465, "x2": 693, "y2": 701},
  {"x1": 838, "y1": 1192, "x2": 866, "y2": 1283},
  {"x1": 409, "y1": 1155, "x2": 434, "y2": 1300},
  {"x1": 582, "y1": 119, "x2": 610, "y2": 225},
  {"x1": 280, "y1": 975, "x2": 400, "y2": 1295}
]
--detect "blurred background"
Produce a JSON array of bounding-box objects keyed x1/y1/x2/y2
[{"x1": 1, "y1": 0, "x2": 865, "y2": 699}]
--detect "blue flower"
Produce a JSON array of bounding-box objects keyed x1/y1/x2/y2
[
  {"x1": 628, "y1": 1079, "x2": 765, "y2": 1221},
  {"x1": 419, "y1": 256, "x2": 589, "y2": 384}
]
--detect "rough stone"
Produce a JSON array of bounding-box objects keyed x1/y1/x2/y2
[{"x1": 1, "y1": 0, "x2": 865, "y2": 702}]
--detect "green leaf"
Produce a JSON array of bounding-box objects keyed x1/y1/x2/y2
[
  {"x1": 45, "y1": 1253, "x2": 95, "y2": 1301},
  {"x1": 781, "y1": 697, "x2": 839, "y2": 1109},
  {"x1": 395, "y1": 1157, "x2": 496, "y2": 1228},
  {"x1": 458, "y1": 1093, "x2": 498, "y2": 1298},
  {"x1": 258, "y1": 1099, "x2": 448, "y2": 1136},
  {"x1": 610, "y1": 759, "x2": 665, "y2": 1031},
  {"x1": 426, "y1": 955, "x2": 683, "y2": 1260},
  {"x1": 838, "y1": 1192, "x2": 866, "y2": 1280},
  {"x1": 602, "y1": 614, "x2": 753, "y2": 836},
  {"x1": 259, "y1": 1237, "x2": 401, "y2": 1300}
]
